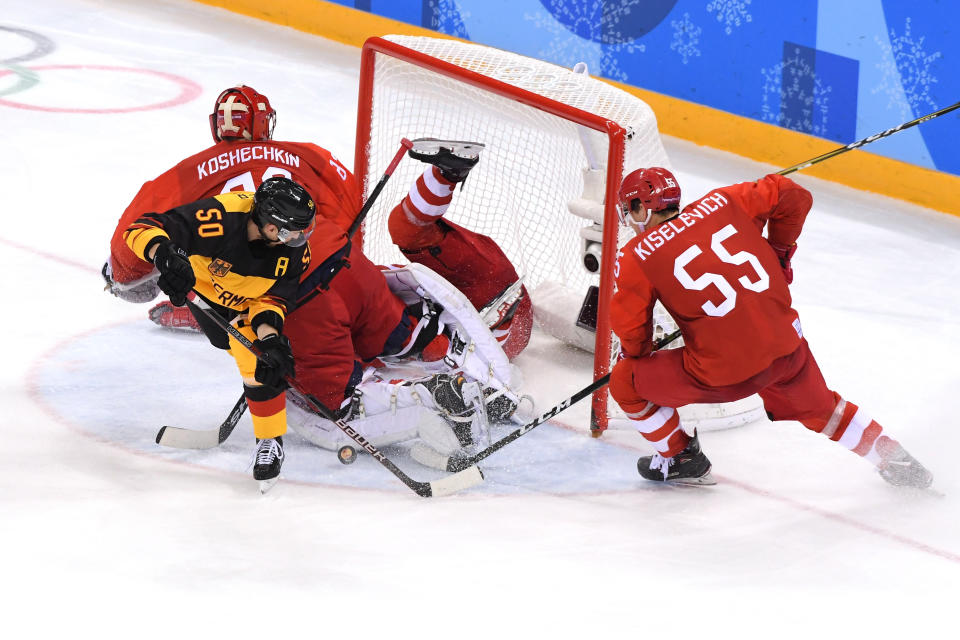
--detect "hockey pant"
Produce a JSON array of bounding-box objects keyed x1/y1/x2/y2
[{"x1": 609, "y1": 339, "x2": 902, "y2": 466}]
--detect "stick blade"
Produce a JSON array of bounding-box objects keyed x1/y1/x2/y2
[
  {"x1": 427, "y1": 465, "x2": 485, "y2": 497},
  {"x1": 155, "y1": 425, "x2": 221, "y2": 449}
]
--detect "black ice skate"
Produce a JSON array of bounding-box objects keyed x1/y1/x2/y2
[
  {"x1": 253, "y1": 436, "x2": 285, "y2": 493},
  {"x1": 877, "y1": 443, "x2": 933, "y2": 489},
  {"x1": 637, "y1": 430, "x2": 716, "y2": 485},
  {"x1": 408, "y1": 137, "x2": 484, "y2": 184}
]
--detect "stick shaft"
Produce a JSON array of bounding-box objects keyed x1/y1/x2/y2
[{"x1": 776, "y1": 100, "x2": 960, "y2": 176}]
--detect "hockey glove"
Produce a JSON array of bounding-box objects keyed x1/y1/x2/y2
[
  {"x1": 253, "y1": 333, "x2": 295, "y2": 389},
  {"x1": 767, "y1": 240, "x2": 797, "y2": 285},
  {"x1": 152, "y1": 241, "x2": 196, "y2": 306}
]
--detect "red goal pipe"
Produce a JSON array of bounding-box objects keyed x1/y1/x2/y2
[{"x1": 355, "y1": 36, "x2": 628, "y2": 436}]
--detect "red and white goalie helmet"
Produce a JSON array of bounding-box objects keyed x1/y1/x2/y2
[
  {"x1": 618, "y1": 167, "x2": 681, "y2": 225},
  {"x1": 209, "y1": 85, "x2": 276, "y2": 142}
]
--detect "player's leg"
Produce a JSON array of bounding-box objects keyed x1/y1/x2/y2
[
  {"x1": 759, "y1": 341, "x2": 932, "y2": 488},
  {"x1": 387, "y1": 161, "x2": 532, "y2": 358},
  {"x1": 609, "y1": 350, "x2": 725, "y2": 484},
  {"x1": 226, "y1": 324, "x2": 287, "y2": 488}
]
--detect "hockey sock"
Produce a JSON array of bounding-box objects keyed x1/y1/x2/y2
[
  {"x1": 800, "y1": 396, "x2": 887, "y2": 465},
  {"x1": 244, "y1": 384, "x2": 288, "y2": 440},
  {"x1": 388, "y1": 167, "x2": 454, "y2": 249},
  {"x1": 621, "y1": 400, "x2": 689, "y2": 457}
]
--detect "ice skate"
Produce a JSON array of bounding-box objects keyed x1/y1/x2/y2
[
  {"x1": 408, "y1": 137, "x2": 484, "y2": 183},
  {"x1": 148, "y1": 300, "x2": 202, "y2": 332},
  {"x1": 877, "y1": 442, "x2": 933, "y2": 489},
  {"x1": 637, "y1": 430, "x2": 716, "y2": 485},
  {"x1": 253, "y1": 436, "x2": 285, "y2": 493}
]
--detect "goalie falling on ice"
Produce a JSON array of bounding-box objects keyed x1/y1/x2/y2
[{"x1": 282, "y1": 138, "x2": 535, "y2": 471}]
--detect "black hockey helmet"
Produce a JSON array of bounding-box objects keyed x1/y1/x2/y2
[{"x1": 252, "y1": 177, "x2": 316, "y2": 246}]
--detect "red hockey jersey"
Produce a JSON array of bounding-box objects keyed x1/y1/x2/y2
[
  {"x1": 611, "y1": 174, "x2": 812, "y2": 386},
  {"x1": 109, "y1": 140, "x2": 360, "y2": 283}
]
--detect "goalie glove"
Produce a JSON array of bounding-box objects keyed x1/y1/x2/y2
[
  {"x1": 767, "y1": 240, "x2": 797, "y2": 284},
  {"x1": 151, "y1": 240, "x2": 196, "y2": 306}
]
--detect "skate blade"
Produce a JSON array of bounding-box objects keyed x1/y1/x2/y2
[
  {"x1": 671, "y1": 471, "x2": 717, "y2": 486},
  {"x1": 258, "y1": 477, "x2": 280, "y2": 494},
  {"x1": 409, "y1": 137, "x2": 485, "y2": 158}
]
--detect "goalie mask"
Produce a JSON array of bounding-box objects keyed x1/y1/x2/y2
[
  {"x1": 618, "y1": 167, "x2": 681, "y2": 226},
  {"x1": 209, "y1": 85, "x2": 276, "y2": 142},
  {"x1": 253, "y1": 177, "x2": 316, "y2": 247}
]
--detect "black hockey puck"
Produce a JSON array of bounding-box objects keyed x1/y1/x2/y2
[{"x1": 338, "y1": 445, "x2": 357, "y2": 465}]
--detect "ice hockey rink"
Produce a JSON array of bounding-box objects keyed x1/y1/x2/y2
[{"x1": 3, "y1": 1, "x2": 959, "y2": 637}]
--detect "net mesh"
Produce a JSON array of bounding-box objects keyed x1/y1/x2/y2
[{"x1": 359, "y1": 35, "x2": 671, "y2": 296}]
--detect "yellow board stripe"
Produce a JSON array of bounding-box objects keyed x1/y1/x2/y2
[{"x1": 191, "y1": 0, "x2": 960, "y2": 217}]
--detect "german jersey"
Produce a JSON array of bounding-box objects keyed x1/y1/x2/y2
[
  {"x1": 123, "y1": 192, "x2": 310, "y2": 329},
  {"x1": 611, "y1": 174, "x2": 812, "y2": 386},
  {"x1": 110, "y1": 139, "x2": 360, "y2": 283}
]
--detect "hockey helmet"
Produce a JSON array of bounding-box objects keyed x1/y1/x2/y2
[
  {"x1": 618, "y1": 167, "x2": 681, "y2": 225},
  {"x1": 253, "y1": 177, "x2": 316, "y2": 247},
  {"x1": 209, "y1": 85, "x2": 276, "y2": 142}
]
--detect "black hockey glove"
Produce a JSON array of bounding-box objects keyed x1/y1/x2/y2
[
  {"x1": 253, "y1": 333, "x2": 295, "y2": 389},
  {"x1": 152, "y1": 240, "x2": 195, "y2": 306}
]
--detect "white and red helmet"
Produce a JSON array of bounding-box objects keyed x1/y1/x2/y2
[
  {"x1": 209, "y1": 85, "x2": 276, "y2": 142},
  {"x1": 618, "y1": 167, "x2": 681, "y2": 224}
]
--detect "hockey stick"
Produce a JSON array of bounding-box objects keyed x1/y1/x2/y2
[
  {"x1": 156, "y1": 393, "x2": 247, "y2": 449},
  {"x1": 418, "y1": 329, "x2": 683, "y2": 473},
  {"x1": 776, "y1": 100, "x2": 960, "y2": 176},
  {"x1": 155, "y1": 138, "x2": 413, "y2": 451},
  {"x1": 185, "y1": 295, "x2": 484, "y2": 497}
]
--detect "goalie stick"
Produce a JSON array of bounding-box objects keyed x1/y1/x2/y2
[
  {"x1": 154, "y1": 138, "x2": 413, "y2": 451},
  {"x1": 185, "y1": 294, "x2": 484, "y2": 497},
  {"x1": 414, "y1": 329, "x2": 683, "y2": 473}
]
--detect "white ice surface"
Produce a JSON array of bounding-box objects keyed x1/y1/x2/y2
[{"x1": 2, "y1": 1, "x2": 959, "y2": 638}]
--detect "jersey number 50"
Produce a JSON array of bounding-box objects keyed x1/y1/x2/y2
[{"x1": 674, "y1": 224, "x2": 769, "y2": 317}]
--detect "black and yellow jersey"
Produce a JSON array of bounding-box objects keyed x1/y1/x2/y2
[{"x1": 124, "y1": 192, "x2": 311, "y2": 329}]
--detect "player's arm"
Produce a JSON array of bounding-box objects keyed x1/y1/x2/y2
[
  {"x1": 722, "y1": 174, "x2": 812, "y2": 283},
  {"x1": 721, "y1": 174, "x2": 812, "y2": 245},
  {"x1": 610, "y1": 252, "x2": 657, "y2": 358},
  {"x1": 245, "y1": 246, "x2": 310, "y2": 386}
]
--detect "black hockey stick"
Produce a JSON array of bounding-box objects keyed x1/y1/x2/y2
[
  {"x1": 418, "y1": 329, "x2": 683, "y2": 473},
  {"x1": 185, "y1": 294, "x2": 484, "y2": 497},
  {"x1": 776, "y1": 100, "x2": 960, "y2": 176},
  {"x1": 155, "y1": 138, "x2": 413, "y2": 450}
]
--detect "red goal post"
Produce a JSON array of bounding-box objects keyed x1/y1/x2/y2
[{"x1": 354, "y1": 35, "x2": 727, "y2": 435}]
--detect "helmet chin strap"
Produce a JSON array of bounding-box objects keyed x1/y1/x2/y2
[{"x1": 634, "y1": 207, "x2": 653, "y2": 233}]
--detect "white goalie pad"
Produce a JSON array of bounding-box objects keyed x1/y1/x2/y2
[
  {"x1": 287, "y1": 370, "x2": 463, "y2": 454},
  {"x1": 381, "y1": 263, "x2": 523, "y2": 395},
  {"x1": 288, "y1": 264, "x2": 533, "y2": 455}
]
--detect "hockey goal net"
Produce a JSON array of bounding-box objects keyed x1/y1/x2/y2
[{"x1": 355, "y1": 35, "x2": 763, "y2": 434}]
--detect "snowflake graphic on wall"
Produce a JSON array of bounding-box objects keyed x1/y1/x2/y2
[
  {"x1": 426, "y1": 0, "x2": 470, "y2": 38},
  {"x1": 706, "y1": 0, "x2": 752, "y2": 35},
  {"x1": 760, "y1": 47, "x2": 832, "y2": 136},
  {"x1": 525, "y1": 2, "x2": 646, "y2": 82},
  {"x1": 872, "y1": 17, "x2": 941, "y2": 120},
  {"x1": 670, "y1": 12, "x2": 701, "y2": 64}
]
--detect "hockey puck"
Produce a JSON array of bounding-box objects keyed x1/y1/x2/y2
[{"x1": 338, "y1": 445, "x2": 357, "y2": 465}]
